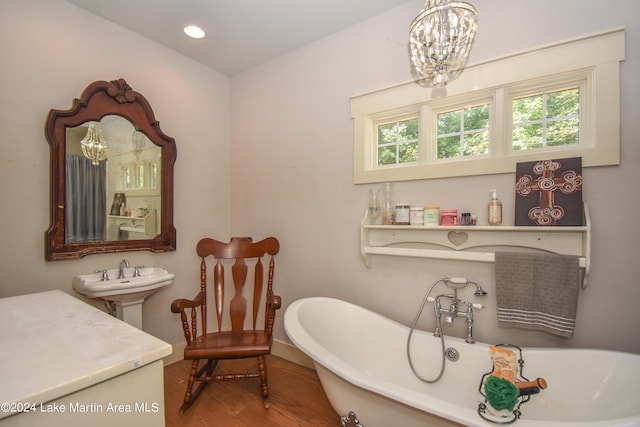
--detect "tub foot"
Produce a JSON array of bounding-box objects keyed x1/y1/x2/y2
[{"x1": 340, "y1": 411, "x2": 363, "y2": 427}]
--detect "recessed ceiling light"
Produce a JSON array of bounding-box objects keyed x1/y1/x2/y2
[{"x1": 184, "y1": 25, "x2": 205, "y2": 39}]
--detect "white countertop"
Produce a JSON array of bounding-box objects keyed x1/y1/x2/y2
[{"x1": 0, "y1": 290, "x2": 171, "y2": 418}]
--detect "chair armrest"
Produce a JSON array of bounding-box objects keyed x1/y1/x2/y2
[
  {"x1": 170, "y1": 293, "x2": 204, "y2": 313},
  {"x1": 170, "y1": 292, "x2": 205, "y2": 344},
  {"x1": 265, "y1": 294, "x2": 282, "y2": 338}
]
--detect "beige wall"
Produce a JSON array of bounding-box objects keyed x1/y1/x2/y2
[
  {"x1": 1, "y1": 0, "x2": 639, "y2": 355},
  {"x1": 0, "y1": 0, "x2": 231, "y2": 346},
  {"x1": 231, "y1": 0, "x2": 640, "y2": 354}
]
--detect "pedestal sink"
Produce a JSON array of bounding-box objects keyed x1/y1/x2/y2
[{"x1": 72, "y1": 267, "x2": 174, "y2": 329}]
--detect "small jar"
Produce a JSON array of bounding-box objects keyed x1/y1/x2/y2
[
  {"x1": 395, "y1": 204, "x2": 410, "y2": 225},
  {"x1": 423, "y1": 206, "x2": 440, "y2": 226},
  {"x1": 409, "y1": 207, "x2": 424, "y2": 226},
  {"x1": 441, "y1": 209, "x2": 458, "y2": 226},
  {"x1": 461, "y1": 212, "x2": 470, "y2": 225}
]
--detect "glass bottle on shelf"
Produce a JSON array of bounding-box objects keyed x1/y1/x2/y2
[
  {"x1": 381, "y1": 182, "x2": 394, "y2": 225},
  {"x1": 368, "y1": 189, "x2": 381, "y2": 224}
]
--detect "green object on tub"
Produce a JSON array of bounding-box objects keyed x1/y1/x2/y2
[{"x1": 484, "y1": 376, "x2": 519, "y2": 411}]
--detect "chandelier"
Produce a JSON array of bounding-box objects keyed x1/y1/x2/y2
[
  {"x1": 132, "y1": 130, "x2": 146, "y2": 160},
  {"x1": 409, "y1": 0, "x2": 478, "y2": 88},
  {"x1": 80, "y1": 122, "x2": 108, "y2": 165}
]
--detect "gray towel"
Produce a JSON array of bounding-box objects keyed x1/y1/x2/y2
[{"x1": 494, "y1": 252, "x2": 580, "y2": 338}]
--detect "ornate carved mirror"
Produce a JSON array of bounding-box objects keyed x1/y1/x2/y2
[{"x1": 45, "y1": 78, "x2": 176, "y2": 260}]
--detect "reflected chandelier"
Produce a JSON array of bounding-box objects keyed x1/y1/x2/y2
[
  {"x1": 80, "y1": 122, "x2": 108, "y2": 165},
  {"x1": 132, "y1": 130, "x2": 145, "y2": 160},
  {"x1": 409, "y1": 0, "x2": 478, "y2": 87}
]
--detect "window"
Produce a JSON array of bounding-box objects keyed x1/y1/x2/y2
[
  {"x1": 511, "y1": 87, "x2": 580, "y2": 151},
  {"x1": 436, "y1": 103, "x2": 490, "y2": 159},
  {"x1": 134, "y1": 165, "x2": 142, "y2": 188},
  {"x1": 122, "y1": 165, "x2": 132, "y2": 189},
  {"x1": 119, "y1": 161, "x2": 159, "y2": 190},
  {"x1": 149, "y1": 162, "x2": 158, "y2": 188},
  {"x1": 377, "y1": 117, "x2": 419, "y2": 166},
  {"x1": 351, "y1": 29, "x2": 623, "y2": 183}
]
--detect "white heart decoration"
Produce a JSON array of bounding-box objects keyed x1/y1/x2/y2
[{"x1": 447, "y1": 231, "x2": 469, "y2": 247}]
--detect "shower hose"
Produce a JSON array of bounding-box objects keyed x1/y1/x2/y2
[{"x1": 406, "y1": 278, "x2": 448, "y2": 383}]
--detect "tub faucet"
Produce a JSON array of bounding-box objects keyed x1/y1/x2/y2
[
  {"x1": 428, "y1": 279, "x2": 487, "y2": 343},
  {"x1": 118, "y1": 259, "x2": 130, "y2": 279},
  {"x1": 431, "y1": 294, "x2": 484, "y2": 343}
]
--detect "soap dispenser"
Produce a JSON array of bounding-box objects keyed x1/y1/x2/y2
[{"x1": 488, "y1": 189, "x2": 502, "y2": 225}]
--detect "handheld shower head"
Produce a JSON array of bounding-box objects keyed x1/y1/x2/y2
[{"x1": 443, "y1": 277, "x2": 487, "y2": 295}]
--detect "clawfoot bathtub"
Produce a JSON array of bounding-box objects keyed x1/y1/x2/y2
[{"x1": 284, "y1": 297, "x2": 640, "y2": 427}]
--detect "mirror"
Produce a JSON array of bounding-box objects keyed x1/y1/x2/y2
[{"x1": 45, "y1": 78, "x2": 176, "y2": 260}]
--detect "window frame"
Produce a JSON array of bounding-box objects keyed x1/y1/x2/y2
[
  {"x1": 372, "y1": 109, "x2": 421, "y2": 168},
  {"x1": 351, "y1": 28, "x2": 624, "y2": 184},
  {"x1": 426, "y1": 91, "x2": 495, "y2": 164},
  {"x1": 504, "y1": 72, "x2": 590, "y2": 156}
]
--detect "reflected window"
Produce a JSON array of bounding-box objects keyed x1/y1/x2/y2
[
  {"x1": 136, "y1": 164, "x2": 145, "y2": 188},
  {"x1": 149, "y1": 162, "x2": 158, "y2": 188},
  {"x1": 122, "y1": 165, "x2": 132, "y2": 189}
]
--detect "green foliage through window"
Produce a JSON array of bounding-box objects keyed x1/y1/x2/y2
[
  {"x1": 137, "y1": 165, "x2": 145, "y2": 188},
  {"x1": 512, "y1": 88, "x2": 579, "y2": 150},
  {"x1": 377, "y1": 118, "x2": 419, "y2": 166},
  {"x1": 436, "y1": 104, "x2": 489, "y2": 159}
]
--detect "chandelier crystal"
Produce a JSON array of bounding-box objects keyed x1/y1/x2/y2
[
  {"x1": 409, "y1": 0, "x2": 478, "y2": 88},
  {"x1": 80, "y1": 122, "x2": 108, "y2": 165},
  {"x1": 132, "y1": 130, "x2": 146, "y2": 160}
]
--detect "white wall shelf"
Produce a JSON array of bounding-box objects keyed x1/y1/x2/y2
[
  {"x1": 361, "y1": 202, "x2": 591, "y2": 288},
  {"x1": 107, "y1": 209, "x2": 157, "y2": 240}
]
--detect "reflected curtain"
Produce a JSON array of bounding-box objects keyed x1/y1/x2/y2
[{"x1": 65, "y1": 154, "x2": 107, "y2": 242}]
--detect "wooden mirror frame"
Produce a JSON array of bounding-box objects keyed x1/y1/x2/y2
[{"x1": 45, "y1": 78, "x2": 177, "y2": 260}]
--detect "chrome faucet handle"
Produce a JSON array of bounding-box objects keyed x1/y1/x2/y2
[
  {"x1": 133, "y1": 265, "x2": 145, "y2": 277},
  {"x1": 95, "y1": 269, "x2": 109, "y2": 281}
]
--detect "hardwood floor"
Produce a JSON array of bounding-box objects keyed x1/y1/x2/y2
[{"x1": 164, "y1": 356, "x2": 340, "y2": 426}]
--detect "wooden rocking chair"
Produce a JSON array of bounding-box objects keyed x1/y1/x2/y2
[{"x1": 170, "y1": 237, "x2": 281, "y2": 413}]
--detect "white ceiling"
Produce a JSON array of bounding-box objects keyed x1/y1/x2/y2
[{"x1": 65, "y1": 0, "x2": 415, "y2": 76}]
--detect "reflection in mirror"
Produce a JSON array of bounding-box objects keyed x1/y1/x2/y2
[
  {"x1": 65, "y1": 116, "x2": 161, "y2": 242},
  {"x1": 45, "y1": 78, "x2": 176, "y2": 260}
]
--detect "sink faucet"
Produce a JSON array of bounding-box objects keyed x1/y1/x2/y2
[{"x1": 118, "y1": 259, "x2": 130, "y2": 279}]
